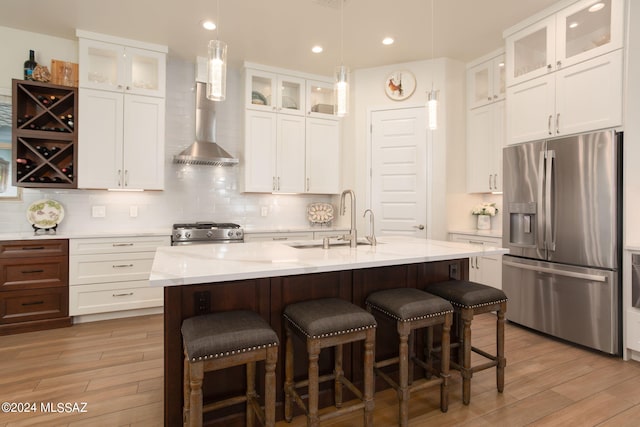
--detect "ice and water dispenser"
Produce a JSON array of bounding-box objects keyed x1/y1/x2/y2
[{"x1": 508, "y1": 202, "x2": 537, "y2": 247}]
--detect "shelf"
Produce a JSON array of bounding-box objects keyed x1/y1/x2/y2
[{"x1": 12, "y1": 79, "x2": 77, "y2": 188}]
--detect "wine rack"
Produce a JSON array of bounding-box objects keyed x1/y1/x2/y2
[{"x1": 12, "y1": 79, "x2": 78, "y2": 188}]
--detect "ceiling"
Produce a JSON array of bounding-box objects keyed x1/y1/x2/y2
[{"x1": 0, "y1": 0, "x2": 561, "y2": 76}]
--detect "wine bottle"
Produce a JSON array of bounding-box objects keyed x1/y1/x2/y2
[
  {"x1": 16, "y1": 157, "x2": 34, "y2": 166},
  {"x1": 23, "y1": 50, "x2": 37, "y2": 80}
]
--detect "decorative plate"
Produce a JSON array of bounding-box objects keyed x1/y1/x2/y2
[
  {"x1": 307, "y1": 203, "x2": 334, "y2": 224},
  {"x1": 251, "y1": 91, "x2": 267, "y2": 105},
  {"x1": 384, "y1": 70, "x2": 416, "y2": 101},
  {"x1": 26, "y1": 199, "x2": 65, "y2": 229}
]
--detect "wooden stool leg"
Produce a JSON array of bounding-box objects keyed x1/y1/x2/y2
[
  {"x1": 183, "y1": 354, "x2": 191, "y2": 427},
  {"x1": 408, "y1": 329, "x2": 415, "y2": 385},
  {"x1": 284, "y1": 325, "x2": 294, "y2": 423},
  {"x1": 363, "y1": 328, "x2": 376, "y2": 427},
  {"x1": 398, "y1": 323, "x2": 410, "y2": 427},
  {"x1": 265, "y1": 347, "x2": 278, "y2": 427},
  {"x1": 334, "y1": 344, "x2": 344, "y2": 408},
  {"x1": 496, "y1": 303, "x2": 506, "y2": 393},
  {"x1": 440, "y1": 312, "x2": 452, "y2": 413},
  {"x1": 461, "y1": 309, "x2": 473, "y2": 405},
  {"x1": 246, "y1": 362, "x2": 256, "y2": 427},
  {"x1": 189, "y1": 361, "x2": 204, "y2": 427},
  {"x1": 308, "y1": 340, "x2": 321, "y2": 427}
]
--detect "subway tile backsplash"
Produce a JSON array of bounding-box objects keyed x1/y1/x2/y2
[{"x1": 0, "y1": 58, "x2": 333, "y2": 234}]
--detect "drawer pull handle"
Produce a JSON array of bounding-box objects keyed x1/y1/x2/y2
[
  {"x1": 21, "y1": 269, "x2": 45, "y2": 274},
  {"x1": 21, "y1": 246, "x2": 46, "y2": 251},
  {"x1": 112, "y1": 264, "x2": 134, "y2": 268},
  {"x1": 272, "y1": 237, "x2": 289, "y2": 241},
  {"x1": 113, "y1": 292, "x2": 134, "y2": 297},
  {"x1": 22, "y1": 300, "x2": 44, "y2": 306},
  {"x1": 112, "y1": 243, "x2": 134, "y2": 247},
  {"x1": 468, "y1": 240, "x2": 485, "y2": 245}
]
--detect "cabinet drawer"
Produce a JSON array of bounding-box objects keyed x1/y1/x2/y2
[
  {"x1": 244, "y1": 232, "x2": 314, "y2": 242},
  {"x1": 0, "y1": 287, "x2": 68, "y2": 324},
  {"x1": 69, "y1": 236, "x2": 170, "y2": 255},
  {"x1": 0, "y1": 256, "x2": 68, "y2": 291},
  {"x1": 450, "y1": 234, "x2": 502, "y2": 247},
  {"x1": 69, "y1": 252, "x2": 155, "y2": 285},
  {"x1": 69, "y1": 281, "x2": 163, "y2": 316},
  {"x1": 0, "y1": 239, "x2": 68, "y2": 258}
]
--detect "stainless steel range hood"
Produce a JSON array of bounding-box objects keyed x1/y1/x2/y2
[{"x1": 173, "y1": 81, "x2": 238, "y2": 166}]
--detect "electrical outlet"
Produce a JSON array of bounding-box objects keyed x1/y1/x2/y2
[
  {"x1": 261, "y1": 206, "x2": 268, "y2": 217},
  {"x1": 449, "y1": 263, "x2": 460, "y2": 280},
  {"x1": 129, "y1": 206, "x2": 138, "y2": 217},
  {"x1": 92, "y1": 205, "x2": 106, "y2": 218}
]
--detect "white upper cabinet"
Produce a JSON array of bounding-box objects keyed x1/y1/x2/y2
[
  {"x1": 306, "y1": 80, "x2": 337, "y2": 119},
  {"x1": 77, "y1": 31, "x2": 166, "y2": 98},
  {"x1": 505, "y1": 0, "x2": 623, "y2": 87},
  {"x1": 242, "y1": 63, "x2": 341, "y2": 194},
  {"x1": 245, "y1": 68, "x2": 305, "y2": 116},
  {"x1": 467, "y1": 53, "x2": 506, "y2": 109}
]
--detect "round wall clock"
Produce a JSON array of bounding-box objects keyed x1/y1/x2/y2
[{"x1": 384, "y1": 70, "x2": 416, "y2": 101}]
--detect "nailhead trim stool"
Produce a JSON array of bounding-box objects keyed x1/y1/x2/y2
[
  {"x1": 365, "y1": 288, "x2": 453, "y2": 427},
  {"x1": 426, "y1": 280, "x2": 507, "y2": 405},
  {"x1": 181, "y1": 310, "x2": 279, "y2": 427},
  {"x1": 283, "y1": 298, "x2": 377, "y2": 427}
]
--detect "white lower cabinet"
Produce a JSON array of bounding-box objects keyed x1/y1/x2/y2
[
  {"x1": 69, "y1": 236, "x2": 169, "y2": 316},
  {"x1": 243, "y1": 229, "x2": 349, "y2": 242},
  {"x1": 449, "y1": 233, "x2": 502, "y2": 289}
]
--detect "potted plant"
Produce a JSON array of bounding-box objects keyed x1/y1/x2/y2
[{"x1": 472, "y1": 202, "x2": 498, "y2": 230}]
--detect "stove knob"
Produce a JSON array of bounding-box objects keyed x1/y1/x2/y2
[
  {"x1": 174, "y1": 232, "x2": 182, "y2": 240},
  {"x1": 185, "y1": 231, "x2": 191, "y2": 239},
  {"x1": 207, "y1": 231, "x2": 213, "y2": 238},
  {"x1": 227, "y1": 230, "x2": 233, "y2": 238}
]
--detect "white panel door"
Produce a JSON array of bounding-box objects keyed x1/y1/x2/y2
[
  {"x1": 371, "y1": 107, "x2": 427, "y2": 237},
  {"x1": 244, "y1": 110, "x2": 277, "y2": 192},
  {"x1": 123, "y1": 95, "x2": 165, "y2": 190},
  {"x1": 78, "y1": 88, "x2": 123, "y2": 189},
  {"x1": 506, "y1": 74, "x2": 555, "y2": 144},
  {"x1": 276, "y1": 114, "x2": 305, "y2": 193},
  {"x1": 306, "y1": 117, "x2": 340, "y2": 194}
]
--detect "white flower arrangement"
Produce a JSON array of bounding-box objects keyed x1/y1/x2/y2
[{"x1": 471, "y1": 202, "x2": 498, "y2": 217}]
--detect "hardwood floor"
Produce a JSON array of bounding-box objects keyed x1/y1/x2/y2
[{"x1": 1, "y1": 313, "x2": 639, "y2": 426}]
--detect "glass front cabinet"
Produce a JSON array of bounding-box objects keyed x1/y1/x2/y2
[{"x1": 506, "y1": 0, "x2": 623, "y2": 87}]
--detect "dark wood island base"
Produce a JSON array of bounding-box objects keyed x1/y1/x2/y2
[{"x1": 163, "y1": 258, "x2": 468, "y2": 426}]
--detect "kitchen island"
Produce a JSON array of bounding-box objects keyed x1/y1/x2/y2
[{"x1": 150, "y1": 236, "x2": 508, "y2": 426}]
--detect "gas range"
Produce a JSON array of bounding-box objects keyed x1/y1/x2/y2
[{"x1": 171, "y1": 222, "x2": 244, "y2": 245}]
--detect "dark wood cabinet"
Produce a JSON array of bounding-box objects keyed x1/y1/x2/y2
[
  {"x1": 0, "y1": 239, "x2": 72, "y2": 334},
  {"x1": 12, "y1": 79, "x2": 78, "y2": 188}
]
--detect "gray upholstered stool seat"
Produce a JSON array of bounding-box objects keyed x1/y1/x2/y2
[
  {"x1": 366, "y1": 288, "x2": 453, "y2": 427},
  {"x1": 181, "y1": 310, "x2": 279, "y2": 427},
  {"x1": 283, "y1": 298, "x2": 376, "y2": 427},
  {"x1": 426, "y1": 280, "x2": 507, "y2": 405}
]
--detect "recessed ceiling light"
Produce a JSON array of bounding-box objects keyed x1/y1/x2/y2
[
  {"x1": 569, "y1": 21, "x2": 579, "y2": 29},
  {"x1": 311, "y1": 45, "x2": 323, "y2": 53},
  {"x1": 201, "y1": 20, "x2": 216, "y2": 31},
  {"x1": 588, "y1": 2, "x2": 605, "y2": 12},
  {"x1": 382, "y1": 37, "x2": 394, "y2": 45}
]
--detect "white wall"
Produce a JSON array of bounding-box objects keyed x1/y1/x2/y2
[
  {"x1": 350, "y1": 57, "x2": 481, "y2": 240},
  {"x1": 0, "y1": 26, "x2": 331, "y2": 234}
]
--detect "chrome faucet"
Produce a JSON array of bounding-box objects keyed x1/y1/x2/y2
[
  {"x1": 363, "y1": 209, "x2": 377, "y2": 246},
  {"x1": 340, "y1": 189, "x2": 357, "y2": 248}
]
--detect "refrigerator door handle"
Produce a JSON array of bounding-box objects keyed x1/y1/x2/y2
[
  {"x1": 502, "y1": 260, "x2": 607, "y2": 282},
  {"x1": 546, "y1": 150, "x2": 556, "y2": 252},
  {"x1": 538, "y1": 152, "x2": 546, "y2": 252}
]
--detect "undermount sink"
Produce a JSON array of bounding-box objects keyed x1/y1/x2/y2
[{"x1": 287, "y1": 240, "x2": 377, "y2": 249}]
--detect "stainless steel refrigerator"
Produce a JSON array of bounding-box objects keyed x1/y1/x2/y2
[{"x1": 502, "y1": 129, "x2": 622, "y2": 355}]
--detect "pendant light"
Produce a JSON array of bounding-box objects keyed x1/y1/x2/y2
[
  {"x1": 207, "y1": 0, "x2": 227, "y2": 101},
  {"x1": 334, "y1": 0, "x2": 349, "y2": 117},
  {"x1": 426, "y1": 0, "x2": 438, "y2": 130}
]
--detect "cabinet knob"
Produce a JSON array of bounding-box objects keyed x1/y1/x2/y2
[
  {"x1": 556, "y1": 60, "x2": 562, "y2": 69},
  {"x1": 488, "y1": 97, "x2": 492, "y2": 101},
  {"x1": 547, "y1": 64, "x2": 552, "y2": 70}
]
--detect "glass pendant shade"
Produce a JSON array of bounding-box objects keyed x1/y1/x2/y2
[
  {"x1": 427, "y1": 89, "x2": 438, "y2": 130},
  {"x1": 207, "y1": 40, "x2": 227, "y2": 101},
  {"x1": 334, "y1": 65, "x2": 349, "y2": 117}
]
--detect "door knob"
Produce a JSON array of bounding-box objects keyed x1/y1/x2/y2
[{"x1": 414, "y1": 225, "x2": 425, "y2": 230}]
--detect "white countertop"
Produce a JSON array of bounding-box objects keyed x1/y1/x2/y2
[{"x1": 149, "y1": 236, "x2": 509, "y2": 287}]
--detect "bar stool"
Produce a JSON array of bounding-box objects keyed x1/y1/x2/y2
[
  {"x1": 365, "y1": 288, "x2": 453, "y2": 427},
  {"x1": 283, "y1": 298, "x2": 377, "y2": 427},
  {"x1": 426, "y1": 280, "x2": 507, "y2": 405},
  {"x1": 181, "y1": 310, "x2": 279, "y2": 427}
]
